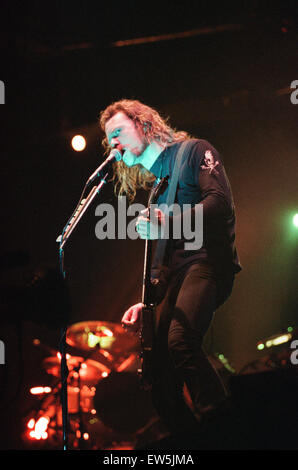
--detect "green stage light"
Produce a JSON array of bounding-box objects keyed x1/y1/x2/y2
[{"x1": 293, "y1": 213, "x2": 298, "y2": 228}]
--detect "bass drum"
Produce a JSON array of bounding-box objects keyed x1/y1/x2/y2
[{"x1": 93, "y1": 371, "x2": 157, "y2": 435}]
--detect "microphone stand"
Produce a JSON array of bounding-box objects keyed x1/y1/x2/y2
[{"x1": 57, "y1": 172, "x2": 109, "y2": 450}]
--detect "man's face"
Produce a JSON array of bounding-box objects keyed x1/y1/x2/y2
[{"x1": 105, "y1": 111, "x2": 147, "y2": 167}]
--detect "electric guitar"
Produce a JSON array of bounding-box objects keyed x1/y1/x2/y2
[{"x1": 138, "y1": 176, "x2": 168, "y2": 389}]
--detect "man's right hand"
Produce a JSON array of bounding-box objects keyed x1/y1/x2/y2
[{"x1": 121, "y1": 302, "x2": 143, "y2": 333}]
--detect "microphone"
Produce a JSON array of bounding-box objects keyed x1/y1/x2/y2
[{"x1": 87, "y1": 148, "x2": 122, "y2": 184}]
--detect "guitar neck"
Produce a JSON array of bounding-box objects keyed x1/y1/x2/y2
[{"x1": 142, "y1": 238, "x2": 153, "y2": 306}]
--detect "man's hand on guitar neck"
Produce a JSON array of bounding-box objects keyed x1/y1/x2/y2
[
  {"x1": 136, "y1": 208, "x2": 166, "y2": 240},
  {"x1": 121, "y1": 302, "x2": 143, "y2": 333}
]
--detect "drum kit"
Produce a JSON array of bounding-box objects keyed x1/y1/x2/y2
[{"x1": 25, "y1": 321, "x2": 156, "y2": 450}]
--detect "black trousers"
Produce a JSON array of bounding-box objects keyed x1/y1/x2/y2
[{"x1": 151, "y1": 262, "x2": 234, "y2": 434}]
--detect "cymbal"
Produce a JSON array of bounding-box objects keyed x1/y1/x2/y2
[
  {"x1": 66, "y1": 321, "x2": 138, "y2": 356},
  {"x1": 43, "y1": 355, "x2": 110, "y2": 385}
]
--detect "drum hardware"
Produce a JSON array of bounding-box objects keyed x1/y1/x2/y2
[
  {"x1": 72, "y1": 360, "x2": 89, "y2": 449},
  {"x1": 24, "y1": 321, "x2": 142, "y2": 449},
  {"x1": 25, "y1": 379, "x2": 96, "y2": 449},
  {"x1": 25, "y1": 350, "x2": 111, "y2": 449},
  {"x1": 43, "y1": 354, "x2": 110, "y2": 386}
]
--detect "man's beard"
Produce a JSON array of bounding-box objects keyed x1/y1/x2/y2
[{"x1": 122, "y1": 141, "x2": 148, "y2": 167}]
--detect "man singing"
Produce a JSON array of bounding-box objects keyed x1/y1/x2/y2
[{"x1": 99, "y1": 99, "x2": 241, "y2": 436}]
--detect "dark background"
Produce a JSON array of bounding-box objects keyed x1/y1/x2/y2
[{"x1": 0, "y1": 0, "x2": 297, "y2": 450}]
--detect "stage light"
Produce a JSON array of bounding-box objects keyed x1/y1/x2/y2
[
  {"x1": 293, "y1": 213, "x2": 298, "y2": 228},
  {"x1": 216, "y1": 353, "x2": 236, "y2": 373},
  {"x1": 266, "y1": 333, "x2": 292, "y2": 347},
  {"x1": 71, "y1": 135, "x2": 86, "y2": 152},
  {"x1": 27, "y1": 418, "x2": 35, "y2": 429},
  {"x1": 102, "y1": 327, "x2": 113, "y2": 337},
  {"x1": 56, "y1": 352, "x2": 70, "y2": 360},
  {"x1": 34, "y1": 416, "x2": 50, "y2": 440},
  {"x1": 257, "y1": 331, "x2": 293, "y2": 350},
  {"x1": 27, "y1": 416, "x2": 50, "y2": 440},
  {"x1": 30, "y1": 386, "x2": 52, "y2": 395},
  {"x1": 87, "y1": 332, "x2": 100, "y2": 348}
]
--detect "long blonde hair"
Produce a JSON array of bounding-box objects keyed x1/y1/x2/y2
[{"x1": 99, "y1": 99, "x2": 191, "y2": 201}]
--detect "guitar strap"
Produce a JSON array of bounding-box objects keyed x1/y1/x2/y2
[{"x1": 152, "y1": 138, "x2": 198, "y2": 271}]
